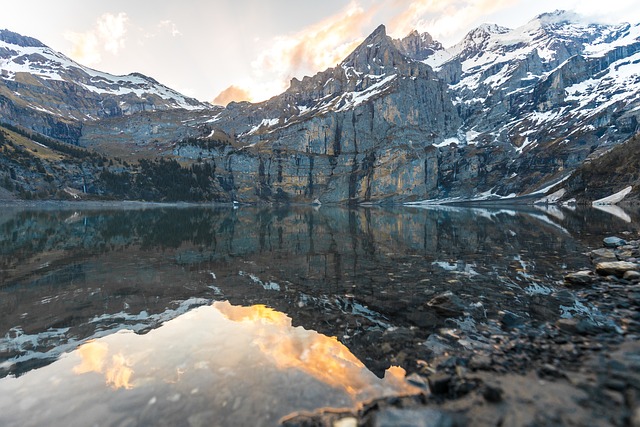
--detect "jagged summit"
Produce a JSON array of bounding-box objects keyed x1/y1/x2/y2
[
  {"x1": 394, "y1": 29, "x2": 443, "y2": 61},
  {"x1": 532, "y1": 10, "x2": 580, "y2": 26},
  {"x1": 340, "y1": 24, "x2": 400, "y2": 69},
  {"x1": 461, "y1": 23, "x2": 511, "y2": 46}
]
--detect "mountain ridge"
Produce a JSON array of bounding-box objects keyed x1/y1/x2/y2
[{"x1": 0, "y1": 11, "x2": 639, "y2": 204}]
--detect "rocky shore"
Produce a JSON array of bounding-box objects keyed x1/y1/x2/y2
[{"x1": 283, "y1": 234, "x2": 640, "y2": 427}]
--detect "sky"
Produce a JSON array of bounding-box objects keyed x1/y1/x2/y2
[{"x1": 1, "y1": 1, "x2": 639, "y2": 105}]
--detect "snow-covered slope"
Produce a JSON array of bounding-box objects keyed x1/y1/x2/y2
[
  {"x1": 0, "y1": 29, "x2": 210, "y2": 122},
  {"x1": 420, "y1": 10, "x2": 640, "y2": 156}
]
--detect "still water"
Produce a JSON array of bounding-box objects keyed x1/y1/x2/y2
[{"x1": 0, "y1": 203, "x2": 638, "y2": 425}]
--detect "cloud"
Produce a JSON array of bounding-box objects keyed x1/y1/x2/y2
[
  {"x1": 158, "y1": 20, "x2": 182, "y2": 37},
  {"x1": 233, "y1": 0, "x2": 521, "y2": 102},
  {"x1": 65, "y1": 12, "x2": 129, "y2": 65},
  {"x1": 388, "y1": 0, "x2": 516, "y2": 41},
  {"x1": 244, "y1": 1, "x2": 378, "y2": 101},
  {"x1": 213, "y1": 85, "x2": 252, "y2": 105}
]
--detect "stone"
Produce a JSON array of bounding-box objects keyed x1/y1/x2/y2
[
  {"x1": 564, "y1": 270, "x2": 594, "y2": 286},
  {"x1": 604, "y1": 237, "x2": 627, "y2": 248},
  {"x1": 500, "y1": 312, "x2": 524, "y2": 329},
  {"x1": 556, "y1": 318, "x2": 580, "y2": 334},
  {"x1": 590, "y1": 248, "x2": 617, "y2": 263},
  {"x1": 596, "y1": 261, "x2": 640, "y2": 278},
  {"x1": 482, "y1": 384, "x2": 503, "y2": 403},
  {"x1": 624, "y1": 271, "x2": 640, "y2": 281},
  {"x1": 428, "y1": 373, "x2": 452, "y2": 395},
  {"x1": 427, "y1": 292, "x2": 465, "y2": 318}
]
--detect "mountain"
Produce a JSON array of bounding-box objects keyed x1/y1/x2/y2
[
  {"x1": 0, "y1": 29, "x2": 215, "y2": 144},
  {"x1": 0, "y1": 11, "x2": 639, "y2": 204}
]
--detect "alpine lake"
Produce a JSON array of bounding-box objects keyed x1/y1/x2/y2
[{"x1": 1, "y1": 202, "x2": 638, "y2": 426}]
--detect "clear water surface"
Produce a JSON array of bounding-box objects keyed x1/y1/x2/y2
[{"x1": 0, "y1": 203, "x2": 638, "y2": 425}]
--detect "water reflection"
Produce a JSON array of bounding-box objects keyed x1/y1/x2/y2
[
  {"x1": 0, "y1": 302, "x2": 418, "y2": 427},
  {"x1": 1, "y1": 203, "x2": 639, "y2": 379}
]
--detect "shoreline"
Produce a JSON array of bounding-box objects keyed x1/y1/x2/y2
[{"x1": 284, "y1": 235, "x2": 640, "y2": 427}]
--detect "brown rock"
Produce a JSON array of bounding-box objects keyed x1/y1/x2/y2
[{"x1": 595, "y1": 261, "x2": 640, "y2": 278}]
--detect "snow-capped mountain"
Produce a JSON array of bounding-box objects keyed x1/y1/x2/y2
[
  {"x1": 1, "y1": 11, "x2": 639, "y2": 204},
  {"x1": 422, "y1": 10, "x2": 640, "y2": 153},
  {"x1": 181, "y1": 12, "x2": 639, "y2": 203},
  {"x1": 0, "y1": 29, "x2": 213, "y2": 142}
]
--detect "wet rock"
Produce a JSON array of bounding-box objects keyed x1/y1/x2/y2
[
  {"x1": 427, "y1": 292, "x2": 465, "y2": 318},
  {"x1": 596, "y1": 261, "x2": 640, "y2": 278},
  {"x1": 604, "y1": 237, "x2": 627, "y2": 248},
  {"x1": 374, "y1": 408, "x2": 462, "y2": 427},
  {"x1": 423, "y1": 334, "x2": 454, "y2": 357},
  {"x1": 482, "y1": 384, "x2": 503, "y2": 403},
  {"x1": 624, "y1": 271, "x2": 640, "y2": 281},
  {"x1": 591, "y1": 248, "x2": 617, "y2": 262},
  {"x1": 556, "y1": 318, "x2": 580, "y2": 334},
  {"x1": 564, "y1": 270, "x2": 594, "y2": 286},
  {"x1": 500, "y1": 312, "x2": 524, "y2": 329},
  {"x1": 469, "y1": 353, "x2": 492, "y2": 370},
  {"x1": 428, "y1": 373, "x2": 452, "y2": 395},
  {"x1": 406, "y1": 373, "x2": 430, "y2": 390}
]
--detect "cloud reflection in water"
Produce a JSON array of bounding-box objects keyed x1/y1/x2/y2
[{"x1": 0, "y1": 301, "x2": 419, "y2": 426}]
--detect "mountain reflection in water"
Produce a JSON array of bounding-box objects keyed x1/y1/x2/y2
[
  {"x1": 1, "y1": 204, "x2": 639, "y2": 378},
  {"x1": 0, "y1": 301, "x2": 418, "y2": 427}
]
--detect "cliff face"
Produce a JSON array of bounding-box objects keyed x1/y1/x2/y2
[{"x1": 1, "y1": 13, "x2": 640, "y2": 204}]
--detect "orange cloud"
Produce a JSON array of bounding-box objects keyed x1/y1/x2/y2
[
  {"x1": 213, "y1": 85, "x2": 252, "y2": 105},
  {"x1": 65, "y1": 12, "x2": 129, "y2": 65},
  {"x1": 245, "y1": 1, "x2": 379, "y2": 101}
]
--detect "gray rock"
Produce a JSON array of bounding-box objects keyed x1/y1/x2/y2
[
  {"x1": 590, "y1": 248, "x2": 617, "y2": 262},
  {"x1": 564, "y1": 270, "x2": 594, "y2": 286},
  {"x1": 427, "y1": 292, "x2": 465, "y2": 318},
  {"x1": 624, "y1": 271, "x2": 640, "y2": 281},
  {"x1": 604, "y1": 236, "x2": 627, "y2": 248},
  {"x1": 596, "y1": 261, "x2": 640, "y2": 278}
]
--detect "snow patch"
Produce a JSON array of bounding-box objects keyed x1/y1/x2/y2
[{"x1": 592, "y1": 186, "x2": 633, "y2": 205}]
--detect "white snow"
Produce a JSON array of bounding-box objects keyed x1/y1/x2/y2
[
  {"x1": 593, "y1": 204, "x2": 632, "y2": 223},
  {"x1": 592, "y1": 186, "x2": 633, "y2": 205},
  {"x1": 433, "y1": 137, "x2": 461, "y2": 148},
  {"x1": 0, "y1": 36, "x2": 207, "y2": 112}
]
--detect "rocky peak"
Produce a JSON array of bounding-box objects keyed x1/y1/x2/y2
[
  {"x1": 340, "y1": 24, "x2": 410, "y2": 73},
  {"x1": 462, "y1": 23, "x2": 510, "y2": 47},
  {"x1": 0, "y1": 29, "x2": 46, "y2": 48},
  {"x1": 531, "y1": 10, "x2": 579, "y2": 28},
  {"x1": 393, "y1": 29, "x2": 443, "y2": 61}
]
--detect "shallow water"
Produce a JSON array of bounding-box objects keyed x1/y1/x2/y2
[{"x1": 0, "y1": 203, "x2": 638, "y2": 424}]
